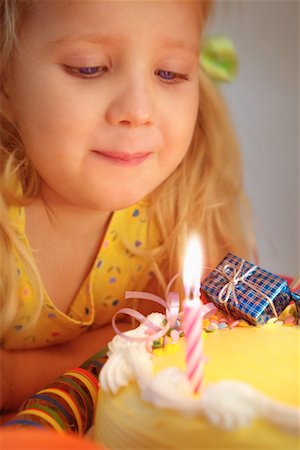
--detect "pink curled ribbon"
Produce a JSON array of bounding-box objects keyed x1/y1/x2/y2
[
  {"x1": 111, "y1": 273, "x2": 181, "y2": 344},
  {"x1": 112, "y1": 273, "x2": 217, "y2": 344},
  {"x1": 217, "y1": 260, "x2": 278, "y2": 317}
]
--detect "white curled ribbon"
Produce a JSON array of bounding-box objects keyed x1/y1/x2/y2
[
  {"x1": 218, "y1": 260, "x2": 278, "y2": 318},
  {"x1": 111, "y1": 273, "x2": 181, "y2": 344}
]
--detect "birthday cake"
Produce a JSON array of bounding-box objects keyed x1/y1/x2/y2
[{"x1": 94, "y1": 313, "x2": 300, "y2": 449}]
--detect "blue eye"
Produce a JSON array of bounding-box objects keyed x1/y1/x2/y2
[
  {"x1": 65, "y1": 65, "x2": 108, "y2": 78},
  {"x1": 157, "y1": 70, "x2": 176, "y2": 80},
  {"x1": 155, "y1": 69, "x2": 188, "y2": 83},
  {"x1": 79, "y1": 67, "x2": 100, "y2": 75}
]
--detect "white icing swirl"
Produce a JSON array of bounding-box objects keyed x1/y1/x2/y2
[
  {"x1": 141, "y1": 369, "x2": 300, "y2": 434},
  {"x1": 100, "y1": 313, "x2": 165, "y2": 393},
  {"x1": 100, "y1": 313, "x2": 300, "y2": 434}
]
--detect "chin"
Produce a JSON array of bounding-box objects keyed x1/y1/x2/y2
[
  {"x1": 105, "y1": 197, "x2": 145, "y2": 212},
  {"x1": 84, "y1": 194, "x2": 146, "y2": 213},
  {"x1": 78, "y1": 180, "x2": 156, "y2": 212}
]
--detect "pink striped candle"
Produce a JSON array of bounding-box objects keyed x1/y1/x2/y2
[{"x1": 182, "y1": 236, "x2": 204, "y2": 394}]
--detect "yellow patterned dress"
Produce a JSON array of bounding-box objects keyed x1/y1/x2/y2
[{"x1": 3, "y1": 201, "x2": 161, "y2": 349}]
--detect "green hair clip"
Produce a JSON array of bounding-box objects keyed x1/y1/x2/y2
[{"x1": 200, "y1": 35, "x2": 238, "y2": 83}]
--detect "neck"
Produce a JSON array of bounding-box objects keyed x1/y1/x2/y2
[{"x1": 28, "y1": 185, "x2": 112, "y2": 240}]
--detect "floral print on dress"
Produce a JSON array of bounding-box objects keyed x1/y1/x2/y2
[{"x1": 4, "y1": 201, "x2": 160, "y2": 349}]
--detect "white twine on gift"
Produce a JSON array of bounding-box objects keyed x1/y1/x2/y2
[{"x1": 217, "y1": 260, "x2": 279, "y2": 318}]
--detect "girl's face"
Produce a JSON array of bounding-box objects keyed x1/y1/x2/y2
[{"x1": 7, "y1": 0, "x2": 202, "y2": 211}]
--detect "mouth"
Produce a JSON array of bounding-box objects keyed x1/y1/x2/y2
[{"x1": 91, "y1": 150, "x2": 152, "y2": 166}]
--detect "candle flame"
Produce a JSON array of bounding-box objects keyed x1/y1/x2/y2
[{"x1": 183, "y1": 235, "x2": 202, "y2": 298}]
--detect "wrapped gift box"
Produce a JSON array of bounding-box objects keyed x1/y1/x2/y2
[{"x1": 201, "y1": 253, "x2": 291, "y2": 325}]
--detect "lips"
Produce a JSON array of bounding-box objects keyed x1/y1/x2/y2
[{"x1": 91, "y1": 150, "x2": 152, "y2": 166}]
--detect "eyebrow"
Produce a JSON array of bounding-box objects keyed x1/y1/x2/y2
[
  {"x1": 48, "y1": 34, "x2": 123, "y2": 48},
  {"x1": 161, "y1": 38, "x2": 199, "y2": 55},
  {"x1": 48, "y1": 34, "x2": 199, "y2": 55}
]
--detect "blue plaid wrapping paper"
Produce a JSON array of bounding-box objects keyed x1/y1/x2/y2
[{"x1": 201, "y1": 253, "x2": 291, "y2": 325}]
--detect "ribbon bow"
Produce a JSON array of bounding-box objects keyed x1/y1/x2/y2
[
  {"x1": 200, "y1": 35, "x2": 238, "y2": 83},
  {"x1": 218, "y1": 260, "x2": 278, "y2": 318},
  {"x1": 219, "y1": 262, "x2": 257, "y2": 305},
  {"x1": 112, "y1": 274, "x2": 181, "y2": 344},
  {"x1": 112, "y1": 273, "x2": 217, "y2": 344}
]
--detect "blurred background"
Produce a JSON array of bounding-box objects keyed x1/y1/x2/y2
[{"x1": 207, "y1": 0, "x2": 299, "y2": 277}]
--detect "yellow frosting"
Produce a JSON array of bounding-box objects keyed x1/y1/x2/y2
[{"x1": 94, "y1": 326, "x2": 300, "y2": 449}]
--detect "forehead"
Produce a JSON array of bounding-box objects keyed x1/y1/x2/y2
[{"x1": 21, "y1": 1, "x2": 204, "y2": 50}]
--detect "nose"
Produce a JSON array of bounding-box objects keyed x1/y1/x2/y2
[{"x1": 105, "y1": 79, "x2": 155, "y2": 127}]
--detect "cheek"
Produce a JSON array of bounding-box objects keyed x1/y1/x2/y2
[
  {"x1": 10, "y1": 77, "x2": 91, "y2": 160},
  {"x1": 164, "y1": 88, "x2": 199, "y2": 162},
  {"x1": 10, "y1": 58, "x2": 91, "y2": 135}
]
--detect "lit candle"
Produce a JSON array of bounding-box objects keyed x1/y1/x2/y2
[{"x1": 183, "y1": 235, "x2": 204, "y2": 394}]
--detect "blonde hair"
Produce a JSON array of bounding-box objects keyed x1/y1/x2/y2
[
  {"x1": 0, "y1": 0, "x2": 254, "y2": 336},
  {"x1": 0, "y1": 0, "x2": 42, "y2": 337},
  {"x1": 148, "y1": 69, "x2": 254, "y2": 294}
]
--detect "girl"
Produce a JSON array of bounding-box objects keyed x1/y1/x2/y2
[{"x1": 0, "y1": 0, "x2": 252, "y2": 411}]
